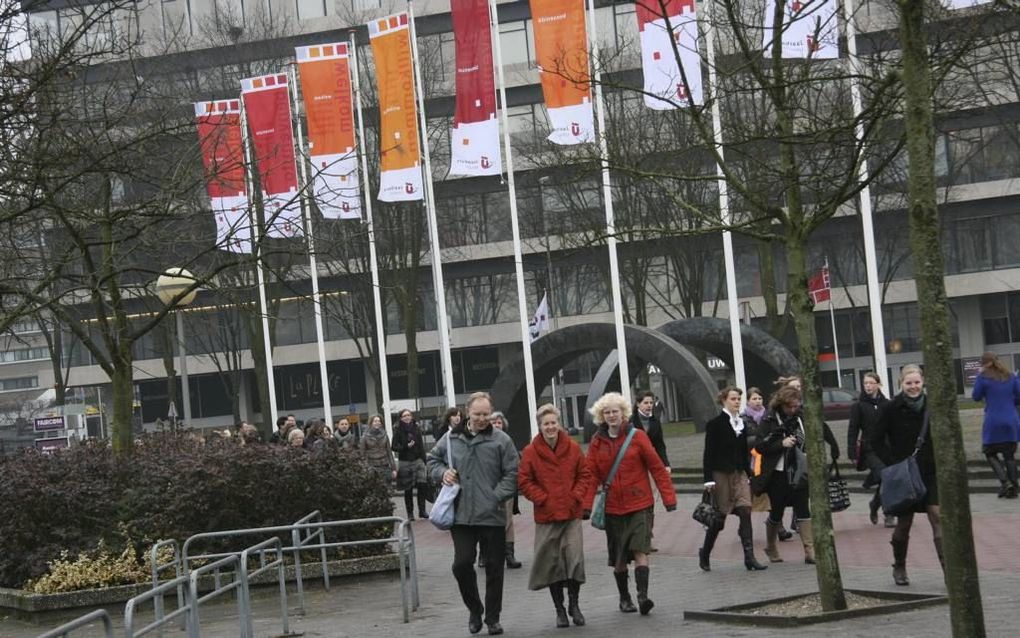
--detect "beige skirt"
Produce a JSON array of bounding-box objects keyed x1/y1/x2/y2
[
  {"x1": 712, "y1": 470, "x2": 752, "y2": 514},
  {"x1": 528, "y1": 519, "x2": 585, "y2": 590}
]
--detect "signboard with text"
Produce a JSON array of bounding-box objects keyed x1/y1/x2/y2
[
  {"x1": 961, "y1": 357, "x2": 983, "y2": 386},
  {"x1": 33, "y1": 416, "x2": 65, "y2": 433},
  {"x1": 35, "y1": 437, "x2": 69, "y2": 454}
]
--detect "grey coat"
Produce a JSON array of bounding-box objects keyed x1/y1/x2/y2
[
  {"x1": 427, "y1": 426, "x2": 519, "y2": 528},
  {"x1": 360, "y1": 428, "x2": 396, "y2": 473}
]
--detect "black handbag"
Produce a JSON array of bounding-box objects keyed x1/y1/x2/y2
[
  {"x1": 692, "y1": 490, "x2": 726, "y2": 530},
  {"x1": 828, "y1": 461, "x2": 851, "y2": 512},
  {"x1": 880, "y1": 412, "x2": 930, "y2": 515}
]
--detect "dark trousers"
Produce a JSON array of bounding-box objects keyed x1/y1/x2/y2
[
  {"x1": 767, "y1": 472, "x2": 810, "y2": 523},
  {"x1": 451, "y1": 525, "x2": 506, "y2": 624}
]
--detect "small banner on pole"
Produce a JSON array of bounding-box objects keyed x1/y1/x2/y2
[
  {"x1": 195, "y1": 100, "x2": 252, "y2": 253},
  {"x1": 450, "y1": 0, "x2": 501, "y2": 176},
  {"x1": 763, "y1": 0, "x2": 839, "y2": 60},
  {"x1": 636, "y1": 0, "x2": 703, "y2": 109},
  {"x1": 530, "y1": 0, "x2": 594, "y2": 145}
]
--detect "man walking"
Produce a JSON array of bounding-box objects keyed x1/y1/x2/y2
[{"x1": 428, "y1": 392, "x2": 519, "y2": 635}]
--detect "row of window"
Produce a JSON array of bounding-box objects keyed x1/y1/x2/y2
[
  {"x1": 0, "y1": 347, "x2": 50, "y2": 365},
  {"x1": 0, "y1": 377, "x2": 39, "y2": 392}
]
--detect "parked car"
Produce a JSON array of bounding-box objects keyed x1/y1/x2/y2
[{"x1": 822, "y1": 387, "x2": 857, "y2": 420}]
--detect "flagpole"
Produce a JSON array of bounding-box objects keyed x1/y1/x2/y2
[
  {"x1": 704, "y1": 0, "x2": 747, "y2": 398},
  {"x1": 288, "y1": 66, "x2": 333, "y2": 426},
  {"x1": 826, "y1": 259, "x2": 843, "y2": 384},
  {"x1": 488, "y1": 0, "x2": 538, "y2": 435},
  {"x1": 351, "y1": 31, "x2": 393, "y2": 439},
  {"x1": 584, "y1": 0, "x2": 631, "y2": 404},
  {"x1": 843, "y1": 0, "x2": 889, "y2": 391},
  {"x1": 240, "y1": 100, "x2": 279, "y2": 430},
  {"x1": 408, "y1": 1, "x2": 456, "y2": 408}
]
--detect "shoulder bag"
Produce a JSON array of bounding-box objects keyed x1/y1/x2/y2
[
  {"x1": 591, "y1": 428, "x2": 636, "y2": 531},
  {"x1": 692, "y1": 489, "x2": 726, "y2": 529},
  {"x1": 429, "y1": 435, "x2": 461, "y2": 530},
  {"x1": 879, "y1": 411, "x2": 930, "y2": 516}
]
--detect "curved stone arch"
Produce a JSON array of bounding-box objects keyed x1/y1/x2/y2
[
  {"x1": 489, "y1": 323, "x2": 718, "y2": 447},
  {"x1": 655, "y1": 317, "x2": 800, "y2": 393}
]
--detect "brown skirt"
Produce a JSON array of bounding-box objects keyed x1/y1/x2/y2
[
  {"x1": 528, "y1": 519, "x2": 585, "y2": 590},
  {"x1": 712, "y1": 470, "x2": 752, "y2": 514},
  {"x1": 604, "y1": 507, "x2": 652, "y2": 566}
]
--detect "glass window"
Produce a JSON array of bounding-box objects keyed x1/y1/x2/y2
[
  {"x1": 1009, "y1": 293, "x2": 1020, "y2": 344},
  {"x1": 0, "y1": 376, "x2": 39, "y2": 392},
  {"x1": 949, "y1": 217, "x2": 992, "y2": 273},
  {"x1": 275, "y1": 300, "x2": 304, "y2": 346},
  {"x1": 994, "y1": 213, "x2": 1020, "y2": 269},
  {"x1": 483, "y1": 191, "x2": 513, "y2": 243},
  {"x1": 499, "y1": 21, "x2": 529, "y2": 68},
  {"x1": 295, "y1": 0, "x2": 326, "y2": 20}
]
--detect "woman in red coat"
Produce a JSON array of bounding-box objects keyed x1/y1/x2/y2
[
  {"x1": 518, "y1": 404, "x2": 591, "y2": 629},
  {"x1": 585, "y1": 392, "x2": 676, "y2": 616}
]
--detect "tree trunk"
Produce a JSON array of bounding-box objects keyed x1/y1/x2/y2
[
  {"x1": 110, "y1": 356, "x2": 135, "y2": 455},
  {"x1": 404, "y1": 301, "x2": 420, "y2": 405},
  {"x1": 898, "y1": 1, "x2": 986, "y2": 634},
  {"x1": 786, "y1": 237, "x2": 848, "y2": 611}
]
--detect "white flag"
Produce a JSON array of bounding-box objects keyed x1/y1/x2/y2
[{"x1": 529, "y1": 293, "x2": 550, "y2": 342}]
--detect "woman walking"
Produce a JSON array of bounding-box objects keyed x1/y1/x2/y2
[
  {"x1": 848, "y1": 372, "x2": 893, "y2": 525},
  {"x1": 872, "y1": 365, "x2": 943, "y2": 585},
  {"x1": 486, "y1": 412, "x2": 522, "y2": 569},
  {"x1": 435, "y1": 406, "x2": 464, "y2": 443},
  {"x1": 392, "y1": 409, "x2": 430, "y2": 520},
  {"x1": 333, "y1": 417, "x2": 358, "y2": 451},
  {"x1": 360, "y1": 414, "x2": 397, "y2": 483},
  {"x1": 699, "y1": 386, "x2": 767, "y2": 572},
  {"x1": 753, "y1": 386, "x2": 839, "y2": 564},
  {"x1": 584, "y1": 392, "x2": 676, "y2": 616},
  {"x1": 518, "y1": 404, "x2": 591, "y2": 628},
  {"x1": 972, "y1": 352, "x2": 1020, "y2": 499}
]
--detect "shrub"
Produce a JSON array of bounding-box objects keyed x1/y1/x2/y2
[{"x1": 0, "y1": 434, "x2": 393, "y2": 589}]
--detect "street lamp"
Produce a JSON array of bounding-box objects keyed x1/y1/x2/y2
[{"x1": 156, "y1": 268, "x2": 198, "y2": 426}]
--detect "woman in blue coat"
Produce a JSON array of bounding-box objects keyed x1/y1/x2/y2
[{"x1": 972, "y1": 352, "x2": 1020, "y2": 499}]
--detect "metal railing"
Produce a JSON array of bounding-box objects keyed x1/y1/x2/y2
[
  {"x1": 237, "y1": 537, "x2": 288, "y2": 638},
  {"x1": 124, "y1": 575, "x2": 194, "y2": 638},
  {"x1": 187, "y1": 554, "x2": 244, "y2": 638},
  {"x1": 148, "y1": 539, "x2": 183, "y2": 635},
  {"x1": 36, "y1": 609, "x2": 113, "y2": 638}
]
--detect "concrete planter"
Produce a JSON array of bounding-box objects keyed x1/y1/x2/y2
[
  {"x1": 0, "y1": 554, "x2": 400, "y2": 623},
  {"x1": 683, "y1": 589, "x2": 948, "y2": 627}
]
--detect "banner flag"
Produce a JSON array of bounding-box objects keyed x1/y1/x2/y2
[
  {"x1": 530, "y1": 0, "x2": 594, "y2": 145},
  {"x1": 636, "y1": 0, "x2": 702, "y2": 109},
  {"x1": 763, "y1": 0, "x2": 839, "y2": 59},
  {"x1": 808, "y1": 264, "x2": 832, "y2": 304},
  {"x1": 296, "y1": 43, "x2": 361, "y2": 220},
  {"x1": 194, "y1": 100, "x2": 251, "y2": 254},
  {"x1": 240, "y1": 73, "x2": 304, "y2": 237},
  {"x1": 369, "y1": 12, "x2": 424, "y2": 202},
  {"x1": 529, "y1": 293, "x2": 550, "y2": 342},
  {"x1": 450, "y1": 0, "x2": 501, "y2": 176}
]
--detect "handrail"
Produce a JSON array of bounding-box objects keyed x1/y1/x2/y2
[
  {"x1": 124, "y1": 576, "x2": 193, "y2": 638},
  {"x1": 35, "y1": 609, "x2": 113, "y2": 638},
  {"x1": 149, "y1": 539, "x2": 183, "y2": 635},
  {"x1": 237, "y1": 537, "x2": 288, "y2": 638},
  {"x1": 188, "y1": 554, "x2": 244, "y2": 638}
]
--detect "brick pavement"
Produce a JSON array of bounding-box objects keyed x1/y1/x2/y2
[{"x1": 6, "y1": 491, "x2": 1016, "y2": 638}]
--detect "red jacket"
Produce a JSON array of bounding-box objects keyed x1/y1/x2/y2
[
  {"x1": 518, "y1": 433, "x2": 591, "y2": 524},
  {"x1": 584, "y1": 424, "x2": 677, "y2": 516}
]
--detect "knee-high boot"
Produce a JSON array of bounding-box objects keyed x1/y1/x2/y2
[
  {"x1": 987, "y1": 454, "x2": 1010, "y2": 497},
  {"x1": 566, "y1": 579, "x2": 585, "y2": 626},
  {"x1": 797, "y1": 519, "x2": 815, "y2": 565},
  {"x1": 403, "y1": 490, "x2": 415, "y2": 520},
  {"x1": 634, "y1": 565, "x2": 653, "y2": 616},
  {"x1": 416, "y1": 485, "x2": 428, "y2": 518},
  {"x1": 891, "y1": 533, "x2": 910, "y2": 586},
  {"x1": 549, "y1": 581, "x2": 568, "y2": 628},
  {"x1": 764, "y1": 519, "x2": 783, "y2": 563},
  {"x1": 698, "y1": 523, "x2": 722, "y2": 572},
  {"x1": 1005, "y1": 457, "x2": 1019, "y2": 498},
  {"x1": 737, "y1": 508, "x2": 767, "y2": 571},
  {"x1": 613, "y1": 571, "x2": 636, "y2": 613}
]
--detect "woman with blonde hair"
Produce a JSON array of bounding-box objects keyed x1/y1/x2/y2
[
  {"x1": 971, "y1": 352, "x2": 1020, "y2": 498},
  {"x1": 872, "y1": 364, "x2": 943, "y2": 586},
  {"x1": 584, "y1": 392, "x2": 676, "y2": 616},
  {"x1": 518, "y1": 404, "x2": 591, "y2": 628}
]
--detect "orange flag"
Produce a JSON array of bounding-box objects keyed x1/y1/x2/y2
[
  {"x1": 530, "y1": 0, "x2": 593, "y2": 145},
  {"x1": 369, "y1": 12, "x2": 423, "y2": 201}
]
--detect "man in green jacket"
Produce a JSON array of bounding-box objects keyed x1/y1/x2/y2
[{"x1": 428, "y1": 391, "x2": 519, "y2": 636}]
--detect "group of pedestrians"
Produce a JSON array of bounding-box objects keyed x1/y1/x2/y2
[{"x1": 427, "y1": 390, "x2": 676, "y2": 635}]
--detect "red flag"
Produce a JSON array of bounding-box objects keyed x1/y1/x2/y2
[
  {"x1": 808, "y1": 265, "x2": 831, "y2": 304},
  {"x1": 450, "y1": 0, "x2": 500, "y2": 176},
  {"x1": 635, "y1": 0, "x2": 702, "y2": 109},
  {"x1": 240, "y1": 73, "x2": 303, "y2": 238},
  {"x1": 194, "y1": 100, "x2": 251, "y2": 253}
]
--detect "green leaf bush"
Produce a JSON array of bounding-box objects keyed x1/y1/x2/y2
[{"x1": 0, "y1": 434, "x2": 393, "y2": 590}]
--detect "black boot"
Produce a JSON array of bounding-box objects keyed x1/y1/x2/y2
[
  {"x1": 613, "y1": 571, "x2": 637, "y2": 613},
  {"x1": 404, "y1": 491, "x2": 415, "y2": 521},
  {"x1": 699, "y1": 523, "x2": 721, "y2": 572},
  {"x1": 550, "y1": 581, "x2": 569, "y2": 628},
  {"x1": 505, "y1": 542, "x2": 522, "y2": 569},
  {"x1": 416, "y1": 485, "x2": 428, "y2": 518},
  {"x1": 737, "y1": 509, "x2": 767, "y2": 571},
  {"x1": 988, "y1": 454, "x2": 1010, "y2": 497},
  {"x1": 869, "y1": 491, "x2": 881, "y2": 525},
  {"x1": 777, "y1": 523, "x2": 793, "y2": 541},
  {"x1": 566, "y1": 579, "x2": 585, "y2": 626},
  {"x1": 634, "y1": 565, "x2": 653, "y2": 615},
  {"x1": 891, "y1": 535, "x2": 909, "y2": 586},
  {"x1": 478, "y1": 538, "x2": 486, "y2": 568}
]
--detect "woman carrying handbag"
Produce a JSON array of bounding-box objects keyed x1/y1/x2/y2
[{"x1": 699, "y1": 386, "x2": 767, "y2": 572}]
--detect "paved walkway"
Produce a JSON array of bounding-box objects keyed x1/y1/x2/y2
[{"x1": 6, "y1": 490, "x2": 1017, "y2": 637}]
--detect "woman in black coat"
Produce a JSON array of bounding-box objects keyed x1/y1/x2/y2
[
  {"x1": 632, "y1": 390, "x2": 671, "y2": 553},
  {"x1": 699, "y1": 387, "x2": 767, "y2": 572},
  {"x1": 392, "y1": 409, "x2": 429, "y2": 520},
  {"x1": 847, "y1": 372, "x2": 892, "y2": 526},
  {"x1": 753, "y1": 385, "x2": 839, "y2": 565},
  {"x1": 870, "y1": 364, "x2": 941, "y2": 587}
]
